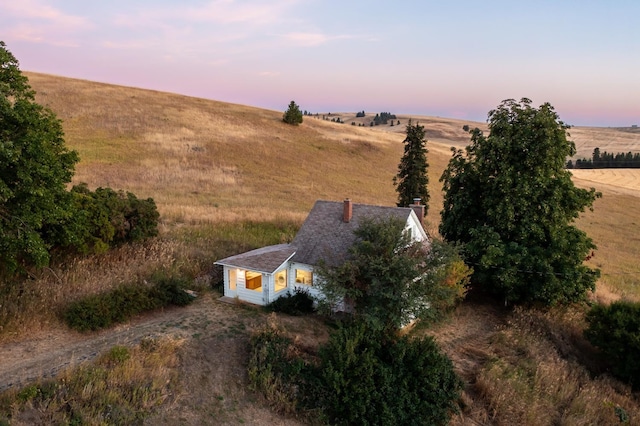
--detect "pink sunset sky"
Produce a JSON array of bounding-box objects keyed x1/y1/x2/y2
[{"x1": 1, "y1": 0, "x2": 638, "y2": 127}]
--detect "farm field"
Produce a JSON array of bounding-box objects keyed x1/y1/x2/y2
[
  {"x1": 571, "y1": 168, "x2": 640, "y2": 197},
  {"x1": 1, "y1": 72, "x2": 640, "y2": 424}
]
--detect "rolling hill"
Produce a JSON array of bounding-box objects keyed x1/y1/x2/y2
[{"x1": 8, "y1": 71, "x2": 640, "y2": 425}]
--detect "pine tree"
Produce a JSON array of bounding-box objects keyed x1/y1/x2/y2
[
  {"x1": 394, "y1": 120, "x2": 429, "y2": 214},
  {"x1": 282, "y1": 100, "x2": 303, "y2": 125}
]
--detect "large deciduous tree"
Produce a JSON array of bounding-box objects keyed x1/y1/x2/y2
[
  {"x1": 0, "y1": 42, "x2": 159, "y2": 276},
  {"x1": 282, "y1": 100, "x2": 303, "y2": 125},
  {"x1": 394, "y1": 120, "x2": 429, "y2": 213},
  {"x1": 316, "y1": 216, "x2": 468, "y2": 333},
  {"x1": 439, "y1": 98, "x2": 600, "y2": 306},
  {"x1": 0, "y1": 41, "x2": 79, "y2": 272}
]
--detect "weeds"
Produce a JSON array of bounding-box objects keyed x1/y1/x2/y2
[
  {"x1": 470, "y1": 306, "x2": 640, "y2": 425},
  {"x1": 0, "y1": 337, "x2": 182, "y2": 425}
]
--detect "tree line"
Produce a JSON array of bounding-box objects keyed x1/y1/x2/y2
[{"x1": 567, "y1": 147, "x2": 640, "y2": 169}]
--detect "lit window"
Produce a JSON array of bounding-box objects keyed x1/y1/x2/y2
[
  {"x1": 275, "y1": 270, "x2": 287, "y2": 292},
  {"x1": 245, "y1": 271, "x2": 262, "y2": 291},
  {"x1": 295, "y1": 269, "x2": 313, "y2": 285},
  {"x1": 228, "y1": 269, "x2": 237, "y2": 291}
]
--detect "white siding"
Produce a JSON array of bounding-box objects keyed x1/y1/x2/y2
[
  {"x1": 405, "y1": 212, "x2": 429, "y2": 243},
  {"x1": 236, "y1": 270, "x2": 267, "y2": 305},
  {"x1": 270, "y1": 269, "x2": 289, "y2": 303},
  {"x1": 289, "y1": 262, "x2": 323, "y2": 299}
]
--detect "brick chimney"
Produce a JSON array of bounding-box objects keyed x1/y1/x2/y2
[
  {"x1": 410, "y1": 198, "x2": 424, "y2": 226},
  {"x1": 343, "y1": 198, "x2": 353, "y2": 223}
]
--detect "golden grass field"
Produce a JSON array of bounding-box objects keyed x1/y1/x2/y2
[
  {"x1": 27, "y1": 71, "x2": 640, "y2": 301},
  {"x1": 3, "y1": 71, "x2": 639, "y2": 424}
]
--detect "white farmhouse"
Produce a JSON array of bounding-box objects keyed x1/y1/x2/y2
[{"x1": 215, "y1": 199, "x2": 428, "y2": 306}]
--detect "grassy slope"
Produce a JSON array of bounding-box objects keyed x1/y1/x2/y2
[
  {"x1": 19, "y1": 72, "x2": 640, "y2": 424},
  {"x1": 29, "y1": 71, "x2": 640, "y2": 300}
]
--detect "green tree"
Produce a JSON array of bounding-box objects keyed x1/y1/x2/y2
[
  {"x1": 317, "y1": 321, "x2": 462, "y2": 425},
  {"x1": 439, "y1": 98, "x2": 600, "y2": 305},
  {"x1": 0, "y1": 41, "x2": 79, "y2": 272},
  {"x1": 394, "y1": 119, "x2": 429, "y2": 213},
  {"x1": 316, "y1": 217, "x2": 467, "y2": 333},
  {"x1": 282, "y1": 100, "x2": 303, "y2": 125}
]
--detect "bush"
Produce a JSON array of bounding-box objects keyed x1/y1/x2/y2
[
  {"x1": 150, "y1": 275, "x2": 195, "y2": 307},
  {"x1": 248, "y1": 319, "x2": 462, "y2": 425},
  {"x1": 67, "y1": 184, "x2": 159, "y2": 254},
  {"x1": 584, "y1": 301, "x2": 640, "y2": 389},
  {"x1": 247, "y1": 319, "x2": 311, "y2": 414},
  {"x1": 317, "y1": 321, "x2": 462, "y2": 425},
  {"x1": 266, "y1": 288, "x2": 315, "y2": 315},
  {"x1": 63, "y1": 276, "x2": 195, "y2": 331}
]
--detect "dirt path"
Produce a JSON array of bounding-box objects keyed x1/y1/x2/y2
[
  {"x1": 425, "y1": 300, "x2": 508, "y2": 425},
  {"x1": 0, "y1": 294, "x2": 239, "y2": 393},
  {"x1": 0, "y1": 294, "x2": 306, "y2": 425}
]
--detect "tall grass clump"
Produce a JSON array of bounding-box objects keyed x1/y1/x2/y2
[
  {"x1": 247, "y1": 317, "x2": 311, "y2": 415},
  {"x1": 471, "y1": 306, "x2": 640, "y2": 425},
  {"x1": 0, "y1": 338, "x2": 182, "y2": 425}
]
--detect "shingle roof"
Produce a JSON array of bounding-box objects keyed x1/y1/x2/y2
[
  {"x1": 215, "y1": 200, "x2": 421, "y2": 272},
  {"x1": 290, "y1": 200, "x2": 414, "y2": 267},
  {"x1": 215, "y1": 243, "x2": 296, "y2": 273}
]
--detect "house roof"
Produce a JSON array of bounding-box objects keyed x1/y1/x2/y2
[
  {"x1": 215, "y1": 243, "x2": 296, "y2": 274},
  {"x1": 215, "y1": 200, "x2": 424, "y2": 272},
  {"x1": 290, "y1": 200, "x2": 416, "y2": 267}
]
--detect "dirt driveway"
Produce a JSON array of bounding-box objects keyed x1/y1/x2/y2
[{"x1": 0, "y1": 293, "x2": 307, "y2": 425}]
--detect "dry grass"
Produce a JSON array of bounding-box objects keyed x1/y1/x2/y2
[
  {"x1": 6, "y1": 72, "x2": 640, "y2": 424},
  {"x1": 0, "y1": 337, "x2": 183, "y2": 425},
  {"x1": 27, "y1": 72, "x2": 409, "y2": 226},
  {"x1": 0, "y1": 239, "x2": 183, "y2": 341}
]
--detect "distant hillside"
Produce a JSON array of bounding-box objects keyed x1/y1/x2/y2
[
  {"x1": 26, "y1": 72, "x2": 444, "y2": 227},
  {"x1": 24, "y1": 72, "x2": 640, "y2": 232}
]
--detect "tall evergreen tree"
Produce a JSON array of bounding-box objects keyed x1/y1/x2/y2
[
  {"x1": 394, "y1": 120, "x2": 429, "y2": 214},
  {"x1": 439, "y1": 98, "x2": 600, "y2": 306}
]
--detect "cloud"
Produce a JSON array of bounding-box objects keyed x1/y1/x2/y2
[
  {"x1": 0, "y1": 0, "x2": 92, "y2": 46},
  {"x1": 281, "y1": 32, "x2": 362, "y2": 47},
  {"x1": 182, "y1": 0, "x2": 300, "y2": 25},
  {"x1": 259, "y1": 71, "x2": 281, "y2": 77},
  {"x1": 114, "y1": 0, "x2": 299, "y2": 29},
  {"x1": 1, "y1": 0, "x2": 91, "y2": 30}
]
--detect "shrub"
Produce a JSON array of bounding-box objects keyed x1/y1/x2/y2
[
  {"x1": 150, "y1": 275, "x2": 195, "y2": 307},
  {"x1": 317, "y1": 321, "x2": 462, "y2": 425},
  {"x1": 63, "y1": 284, "x2": 159, "y2": 331},
  {"x1": 63, "y1": 277, "x2": 195, "y2": 331},
  {"x1": 247, "y1": 319, "x2": 311, "y2": 414},
  {"x1": 266, "y1": 288, "x2": 315, "y2": 316},
  {"x1": 248, "y1": 318, "x2": 462, "y2": 425},
  {"x1": 67, "y1": 184, "x2": 159, "y2": 254},
  {"x1": 584, "y1": 301, "x2": 640, "y2": 389}
]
